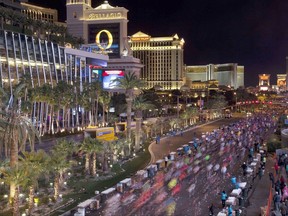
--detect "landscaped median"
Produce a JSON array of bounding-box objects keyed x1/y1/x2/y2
[{"x1": 48, "y1": 141, "x2": 151, "y2": 216}]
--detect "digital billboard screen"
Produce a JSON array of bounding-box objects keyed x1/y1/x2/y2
[
  {"x1": 92, "y1": 68, "x2": 103, "y2": 82},
  {"x1": 88, "y1": 23, "x2": 120, "y2": 59},
  {"x1": 102, "y1": 70, "x2": 124, "y2": 89}
]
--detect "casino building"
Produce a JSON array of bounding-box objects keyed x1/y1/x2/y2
[
  {"x1": 185, "y1": 63, "x2": 244, "y2": 89},
  {"x1": 66, "y1": 0, "x2": 128, "y2": 59},
  {"x1": 21, "y1": 1, "x2": 60, "y2": 24},
  {"x1": 129, "y1": 32, "x2": 185, "y2": 90},
  {"x1": 66, "y1": 0, "x2": 143, "y2": 90},
  {"x1": 0, "y1": 28, "x2": 108, "y2": 130}
]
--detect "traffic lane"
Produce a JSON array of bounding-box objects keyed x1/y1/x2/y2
[{"x1": 150, "y1": 116, "x2": 243, "y2": 163}]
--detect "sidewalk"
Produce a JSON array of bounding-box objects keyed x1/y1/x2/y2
[{"x1": 245, "y1": 155, "x2": 274, "y2": 215}]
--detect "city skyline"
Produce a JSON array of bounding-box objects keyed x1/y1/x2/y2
[{"x1": 29, "y1": 0, "x2": 288, "y2": 87}]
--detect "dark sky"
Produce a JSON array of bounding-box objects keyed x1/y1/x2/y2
[{"x1": 30, "y1": 0, "x2": 288, "y2": 87}]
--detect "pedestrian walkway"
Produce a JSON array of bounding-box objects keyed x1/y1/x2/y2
[{"x1": 245, "y1": 154, "x2": 274, "y2": 215}]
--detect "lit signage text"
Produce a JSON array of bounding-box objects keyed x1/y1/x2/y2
[{"x1": 88, "y1": 13, "x2": 122, "y2": 20}]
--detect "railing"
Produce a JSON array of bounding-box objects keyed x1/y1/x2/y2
[{"x1": 266, "y1": 186, "x2": 273, "y2": 216}]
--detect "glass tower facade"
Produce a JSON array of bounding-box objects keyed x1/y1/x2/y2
[
  {"x1": 0, "y1": 29, "x2": 108, "y2": 132},
  {"x1": 0, "y1": 29, "x2": 107, "y2": 91}
]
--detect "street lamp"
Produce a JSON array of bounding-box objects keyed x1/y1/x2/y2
[
  {"x1": 168, "y1": 93, "x2": 180, "y2": 128},
  {"x1": 234, "y1": 92, "x2": 238, "y2": 112}
]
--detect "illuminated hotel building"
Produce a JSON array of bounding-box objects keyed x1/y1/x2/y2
[
  {"x1": 0, "y1": 29, "x2": 108, "y2": 126},
  {"x1": 258, "y1": 74, "x2": 270, "y2": 91},
  {"x1": 0, "y1": 0, "x2": 62, "y2": 25},
  {"x1": 185, "y1": 63, "x2": 244, "y2": 89},
  {"x1": 66, "y1": 0, "x2": 128, "y2": 59},
  {"x1": 128, "y1": 32, "x2": 185, "y2": 90},
  {"x1": 21, "y1": 2, "x2": 60, "y2": 24},
  {"x1": 66, "y1": 0, "x2": 143, "y2": 84},
  {"x1": 277, "y1": 74, "x2": 287, "y2": 91}
]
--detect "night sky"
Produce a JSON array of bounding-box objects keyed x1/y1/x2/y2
[{"x1": 30, "y1": 0, "x2": 288, "y2": 87}]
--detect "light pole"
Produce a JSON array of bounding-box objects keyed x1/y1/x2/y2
[{"x1": 234, "y1": 92, "x2": 238, "y2": 112}]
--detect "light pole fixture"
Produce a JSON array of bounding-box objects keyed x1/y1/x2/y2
[{"x1": 234, "y1": 92, "x2": 237, "y2": 111}]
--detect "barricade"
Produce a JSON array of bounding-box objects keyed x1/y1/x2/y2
[{"x1": 266, "y1": 154, "x2": 276, "y2": 216}]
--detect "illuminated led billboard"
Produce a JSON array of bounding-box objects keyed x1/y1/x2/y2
[
  {"x1": 88, "y1": 23, "x2": 120, "y2": 58},
  {"x1": 277, "y1": 74, "x2": 287, "y2": 87},
  {"x1": 102, "y1": 70, "x2": 124, "y2": 89},
  {"x1": 92, "y1": 68, "x2": 103, "y2": 82}
]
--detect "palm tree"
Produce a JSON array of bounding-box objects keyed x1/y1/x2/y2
[
  {"x1": 113, "y1": 139, "x2": 130, "y2": 158},
  {"x1": 0, "y1": 83, "x2": 39, "y2": 200},
  {"x1": 53, "y1": 81, "x2": 74, "y2": 132},
  {"x1": 180, "y1": 111, "x2": 190, "y2": 128},
  {"x1": 132, "y1": 95, "x2": 155, "y2": 151},
  {"x1": 169, "y1": 118, "x2": 180, "y2": 131},
  {"x1": 0, "y1": 6, "x2": 8, "y2": 30},
  {"x1": 3, "y1": 166, "x2": 28, "y2": 216},
  {"x1": 205, "y1": 94, "x2": 228, "y2": 117},
  {"x1": 102, "y1": 142, "x2": 113, "y2": 172},
  {"x1": 90, "y1": 139, "x2": 103, "y2": 176},
  {"x1": 79, "y1": 137, "x2": 94, "y2": 175},
  {"x1": 112, "y1": 72, "x2": 144, "y2": 141},
  {"x1": 53, "y1": 139, "x2": 77, "y2": 162},
  {"x1": 48, "y1": 149, "x2": 73, "y2": 200},
  {"x1": 19, "y1": 150, "x2": 48, "y2": 214},
  {"x1": 99, "y1": 91, "x2": 111, "y2": 126},
  {"x1": 186, "y1": 107, "x2": 198, "y2": 125},
  {"x1": 83, "y1": 81, "x2": 103, "y2": 126},
  {"x1": 156, "y1": 117, "x2": 167, "y2": 136}
]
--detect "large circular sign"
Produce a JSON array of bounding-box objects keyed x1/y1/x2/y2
[{"x1": 95, "y1": 30, "x2": 113, "y2": 50}]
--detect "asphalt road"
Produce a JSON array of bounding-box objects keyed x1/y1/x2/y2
[
  {"x1": 149, "y1": 115, "x2": 243, "y2": 163},
  {"x1": 85, "y1": 114, "x2": 261, "y2": 216}
]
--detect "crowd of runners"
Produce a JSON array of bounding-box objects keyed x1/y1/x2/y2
[{"x1": 85, "y1": 112, "x2": 277, "y2": 216}]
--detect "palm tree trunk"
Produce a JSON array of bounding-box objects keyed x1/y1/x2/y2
[
  {"x1": 56, "y1": 110, "x2": 60, "y2": 133},
  {"x1": 92, "y1": 152, "x2": 97, "y2": 176},
  {"x1": 9, "y1": 126, "x2": 18, "y2": 200},
  {"x1": 135, "y1": 117, "x2": 142, "y2": 151},
  {"x1": 126, "y1": 97, "x2": 133, "y2": 141},
  {"x1": 81, "y1": 110, "x2": 85, "y2": 127},
  {"x1": 39, "y1": 102, "x2": 44, "y2": 134},
  {"x1": 48, "y1": 106, "x2": 53, "y2": 134},
  {"x1": 85, "y1": 154, "x2": 90, "y2": 174},
  {"x1": 1, "y1": 17, "x2": 4, "y2": 30},
  {"x1": 76, "y1": 106, "x2": 80, "y2": 127},
  {"x1": 160, "y1": 123, "x2": 163, "y2": 135},
  {"x1": 102, "y1": 105, "x2": 105, "y2": 126},
  {"x1": 102, "y1": 153, "x2": 108, "y2": 172},
  {"x1": 95, "y1": 98, "x2": 98, "y2": 126},
  {"x1": 67, "y1": 108, "x2": 71, "y2": 130},
  {"x1": 54, "y1": 174, "x2": 60, "y2": 200},
  {"x1": 28, "y1": 185, "x2": 34, "y2": 214},
  {"x1": 13, "y1": 187, "x2": 19, "y2": 216},
  {"x1": 42, "y1": 103, "x2": 47, "y2": 135}
]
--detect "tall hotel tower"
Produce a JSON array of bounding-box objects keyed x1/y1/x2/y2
[{"x1": 129, "y1": 32, "x2": 185, "y2": 90}]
